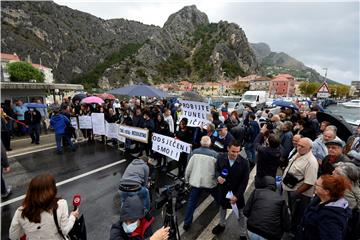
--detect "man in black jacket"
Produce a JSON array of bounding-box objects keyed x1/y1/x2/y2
[
  {"x1": 244, "y1": 176, "x2": 290, "y2": 240},
  {"x1": 212, "y1": 140, "x2": 250, "y2": 240},
  {"x1": 254, "y1": 125, "x2": 281, "y2": 187},
  {"x1": 24, "y1": 108, "x2": 42, "y2": 144}
]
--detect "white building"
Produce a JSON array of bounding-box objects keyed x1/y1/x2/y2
[{"x1": 1, "y1": 53, "x2": 20, "y2": 82}]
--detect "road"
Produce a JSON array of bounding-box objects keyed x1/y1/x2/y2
[{"x1": 1, "y1": 137, "x2": 255, "y2": 240}]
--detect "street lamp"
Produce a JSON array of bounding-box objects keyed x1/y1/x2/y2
[{"x1": 322, "y1": 68, "x2": 328, "y2": 82}]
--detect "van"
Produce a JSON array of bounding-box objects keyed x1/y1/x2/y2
[{"x1": 240, "y1": 91, "x2": 267, "y2": 109}]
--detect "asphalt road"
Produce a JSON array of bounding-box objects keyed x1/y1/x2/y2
[{"x1": 1, "y1": 140, "x2": 254, "y2": 240}]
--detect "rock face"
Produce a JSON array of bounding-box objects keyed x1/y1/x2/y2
[
  {"x1": 105, "y1": 6, "x2": 259, "y2": 86},
  {"x1": 1, "y1": 3, "x2": 258, "y2": 88},
  {"x1": 251, "y1": 42, "x2": 333, "y2": 83},
  {"x1": 1, "y1": 1, "x2": 159, "y2": 83}
]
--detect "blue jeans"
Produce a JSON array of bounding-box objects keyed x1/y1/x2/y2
[
  {"x1": 119, "y1": 186, "x2": 150, "y2": 211},
  {"x1": 244, "y1": 142, "x2": 256, "y2": 163},
  {"x1": 55, "y1": 133, "x2": 74, "y2": 153},
  {"x1": 184, "y1": 186, "x2": 218, "y2": 226},
  {"x1": 249, "y1": 231, "x2": 266, "y2": 240}
]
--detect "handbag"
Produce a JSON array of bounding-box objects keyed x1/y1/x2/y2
[
  {"x1": 53, "y1": 209, "x2": 87, "y2": 240},
  {"x1": 282, "y1": 159, "x2": 304, "y2": 188}
]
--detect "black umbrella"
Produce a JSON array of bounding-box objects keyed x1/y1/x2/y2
[
  {"x1": 108, "y1": 83, "x2": 168, "y2": 98},
  {"x1": 316, "y1": 112, "x2": 354, "y2": 142},
  {"x1": 72, "y1": 93, "x2": 87, "y2": 103}
]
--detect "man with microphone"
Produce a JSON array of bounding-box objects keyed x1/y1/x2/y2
[{"x1": 212, "y1": 140, "x2": 250, "y2": 240}]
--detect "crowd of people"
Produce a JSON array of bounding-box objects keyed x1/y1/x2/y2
[{"x1": 3, "y1": 95, "x2": 360, "y2": 239}]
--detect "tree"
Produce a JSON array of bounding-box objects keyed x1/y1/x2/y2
[
  {"x1": 6, "y1": 61, "x2": 45, "y2": 82},
  {"x1": 232, "y1": 81, "x2": 249, "y2": 95},
  {"x1": 299, "y1": 81, "x2": 320, "y2": 96},
  {"x1": 329, "y1": 84, "x2": 350, "y2": 98}
]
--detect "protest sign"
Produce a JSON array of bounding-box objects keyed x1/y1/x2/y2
[
  {"x1": 105, "y1": 122, "x2": 119, "y2": 139},
  {"x1": 70, "y1": 117, "x2": 78, "y2": 129},
  {"x1": 118, "y1": 125, "x2": 149, "y2": 143},
  {"x1": 179, "y1": 100, "x2": 211, "y2": 127},
  {"x1": 78, "y1": 116, "x2": 92, "y2": 129},
  {"x1": 151, "y1": 133, "x2": 191, "y2": 161},
  {"x1": 91, "y1": 113, "x2": 105, "y2": 135}
]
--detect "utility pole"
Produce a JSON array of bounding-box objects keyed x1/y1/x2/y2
[{"x1": 322, "y1": 68, "x2": 328, "y2": 83}]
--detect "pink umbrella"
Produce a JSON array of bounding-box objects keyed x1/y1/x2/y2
[
  {"x1": 80, "y1": 96, "x2": 104, "y2": 104},
  {"x1": 96, "y1": 93, "x2": 116, "y2": 100}
]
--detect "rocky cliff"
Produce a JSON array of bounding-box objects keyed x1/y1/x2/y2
[{"x1": 1, "y1": 1, "x2": 159, "y2": 85}]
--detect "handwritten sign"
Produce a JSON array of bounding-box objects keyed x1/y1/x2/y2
[
  {"x1": 118, "y1": 125, "x2": 149, "y2": 143},
  {"x1": 91, "y1": 113, "x2": 105, "y2": 135},
  {"x1": 179, "y1": 100, "x2": 211, "y2": 127},
  {"x1": 78, "y1": 116, "x2": 92, "y2": 129},
  {"x1": 151, "y1": 133, "x2": 191, "y2": 161}
]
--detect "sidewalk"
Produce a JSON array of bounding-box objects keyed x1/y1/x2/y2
[{"x1": 7, "y1": 133, "x2": 57, "y2": 158}]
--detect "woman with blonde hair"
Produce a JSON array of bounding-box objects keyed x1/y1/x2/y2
[{"x1": 9, "y1": 173, "x2": 79, "y2": 240}]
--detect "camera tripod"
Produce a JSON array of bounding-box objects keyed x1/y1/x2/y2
[{"x1": 162, "y1": 192, "x2": 181, "y2": 240}]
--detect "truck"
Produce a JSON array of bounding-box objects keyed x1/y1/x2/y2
[{"x1": 240, "y1": 91, "x2": 268, "y2": 110}]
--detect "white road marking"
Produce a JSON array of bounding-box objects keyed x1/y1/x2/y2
[
  {"x1": 178, "y1": 195, "x2": 214, "y2": 236},
  {"x1": 8, "y1": 145, "x2": 57, "y2": 158},
  {"x1": 0, "y1": 159, "x2": 127, "y2": 207}
]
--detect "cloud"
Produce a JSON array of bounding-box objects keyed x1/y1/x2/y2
[{"x1": 54, "y1": 1, "x2": 359, "y2": 84}]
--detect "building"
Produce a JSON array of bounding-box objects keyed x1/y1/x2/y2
[
  {"x1": 178, "y1": 80, "x2": 193, "y2": 92},
  {"x1": 1, "y1": 82, "x2": 84, "y2": 104},
  {"x1": 1, "y1": 52, "x2": 54, "y2": 83},
  {"x1": 31, "y1": 63, "x2": 54, "y2": 84},
  {"x1": 269, "y1": 74, "x2": 296, "y2": 97},
  {"x1": 1, "y1": 53, "x2": 20, "y2": 82},
  {"x1": 351, "y1": 81, "x2": 360, "y2": 97},
  {"x1": 249, "y1": 76, "x2": 271, "y2": 91}
]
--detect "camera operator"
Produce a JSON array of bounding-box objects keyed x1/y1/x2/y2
[
  {"x1": 212, "y1": 140, "x2": 250, "y2": 240},
  {"x1": 119, "y1": 156, "x2": 150, "y2": 211},
  {"x1": 110, "y1": 195, "x2": 170, "y2": 240},
  {"x1": 183, "y1": 136, "x2": 219, "y2": 231},
  {"x1": 254, "y1": 124, "x2": 281, "y2": 187}
]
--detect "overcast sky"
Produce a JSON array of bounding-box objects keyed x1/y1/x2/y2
[{"x1": 54, "y1": 0, "x2": 359, "y2": 85}]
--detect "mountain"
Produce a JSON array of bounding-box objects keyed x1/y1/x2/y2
[
  {"x1": 1, "y1": 3, "x2": 259, "y2": 90},
  {"x1": 101, "y1": 5, "x2": 259, "y2": 87},
  {"x1": 251, "y1": 42, "x2": 335, "y2": 83},
  {"x1": 1, "y1": 1, "x2": 159, "y2": 86}
]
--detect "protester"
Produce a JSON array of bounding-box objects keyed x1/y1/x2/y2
[
  {"x1": 281, "y1": 134, "x2": 302, "y2": 169},
  {"x1": 36, "y1": 99, "x2": 49, "y2": 134},
  {"x1": 297, "y1": 175, "x2": 352, "y2": 240},
  {"x1": 319, "y1": 139, "x2": 350, "y2": 176},
  {"x1": 244, "y1": 114, "x2": 260, "y2": 168},
  {"x1": 213, "y1": 123, "x2": 234, "y2": 152},
  {"x1": 50, "y1": 107, "x2": 76, "y2": 154},
  {"x1": 244, "y1": 176, "x2": 291, "y2": 240},
  {"x1": 254, "y1": 125, "x2": 281, "y2": 186},
  {"x1": 1, "y1": 142, "x2": 11, "y2": 198},
  {"x1": 1, "y1": 108, "x2": 12, "y2": 151},
  {"x1": 24, "y1": 107, "x2": 42, "y2": 144},
  {"x1": 118, "y1": 156, "x2": 150, "y2": 211},
  {"x1": 212, "y1": 140, "x2": 250, "y2": 240},
  {"x1": 346, "y1": 124, "x2": 360, "y2": 163},
  {"x1": 183, "y1": 136, "x2": 218, "y2": 231},
  {"x1": 280, "y1": 121, "x2": 294, "y2": 163},
  {"x1": 9, "y1": 173, "x2": 79, "y2": 239},
  {"x1": 282, "y1": 137, "x2": 318, "y2": 236},
  {"x1": 175, "y1": 118, "x2": 192, "y2": 178},
  {"x1": 163, "y1": 109, "x2": 174, "y2": 134},
  {"x1": 312, "y1": 129, "x2": 336, "y2": 164},
  {"x1": 13, "y1": 100, "x2": 28, "y2": 136},
  {"x1": 110, "y1": 195, "x2": 169, "y2": 240}
]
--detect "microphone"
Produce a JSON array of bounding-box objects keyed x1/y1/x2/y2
[
  {"x1": 221, "y1": 168, "x2": 229, "y2": 178},
  {"x1": 72, "y1": 194, "x2": 81, "y2": 211}
]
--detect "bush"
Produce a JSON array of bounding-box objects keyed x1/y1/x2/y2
[{"x1": 6, "y1": 61, "x2": 45, "y2": 82}]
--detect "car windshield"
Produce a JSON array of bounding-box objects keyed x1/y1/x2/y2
[{"x1": 243, "y1": 95, "x2": 257, "y2": 101}]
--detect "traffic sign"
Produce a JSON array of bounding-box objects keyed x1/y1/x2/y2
[{"x1": 317, "y1": 82, "x2": 330, "y2": 98}]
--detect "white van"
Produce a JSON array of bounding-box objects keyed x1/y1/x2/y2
[{"x1": 240, "y1": 91, "x2": 268, "y2": 109}]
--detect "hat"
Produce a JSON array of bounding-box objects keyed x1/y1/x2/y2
[
  {"x1": 120, "y1": 195, "x2": 146, "y2": 222},
  {"x1": 325, "y1": 138, "x2": 345, "y2": 148},
  {"x1": 216, "y1": 123, "x2": 227, "y2": 130}
]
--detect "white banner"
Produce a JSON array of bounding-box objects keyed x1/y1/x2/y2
[
  {"x1": 118, "y1": 125, "x2": 149, "y2": 143},
  {"x1": 105, "y1": 122, "x2": 119, "y2": 139},
  {"x1": 78, "y1": 116, "x2": 92, "y2": 129},
  {"x1": 151, "y1": 133, "x2": 191, "y2": 161},
  {"x1": 70, "y1": 117, "x2": 78, "y2": 130},
  {"x1": 91, "y1": 113, "x2": 105, "y2": 135},
  {"x1": 179, "y1": 100, "x2": 211, "y2": 127}
]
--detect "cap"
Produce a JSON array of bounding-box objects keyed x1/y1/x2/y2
[
  {"x1": 216, "y1": 123, "x2": 227, "y2": 130},
  {"x1": 325, "y1": 138, "x2": 345, "y2": 148},
  {"x1": 120, "y1": 195, "x2": 146, "y2": 221}
]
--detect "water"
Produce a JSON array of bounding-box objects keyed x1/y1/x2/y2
[{"x1": 326, "y1": 104, "x2": 360, "y2": 123}]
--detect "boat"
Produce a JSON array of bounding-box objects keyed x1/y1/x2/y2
[{"x1": 341, "y1": 99, "x2": 360, "y2": 108}]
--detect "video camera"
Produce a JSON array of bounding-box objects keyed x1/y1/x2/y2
[
  {"x1": 154, "y1": 178, "x2": 189, "y2": 210},
  {"x1": 259, "y1": 118, "x2": 274, "y2": 131}
]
